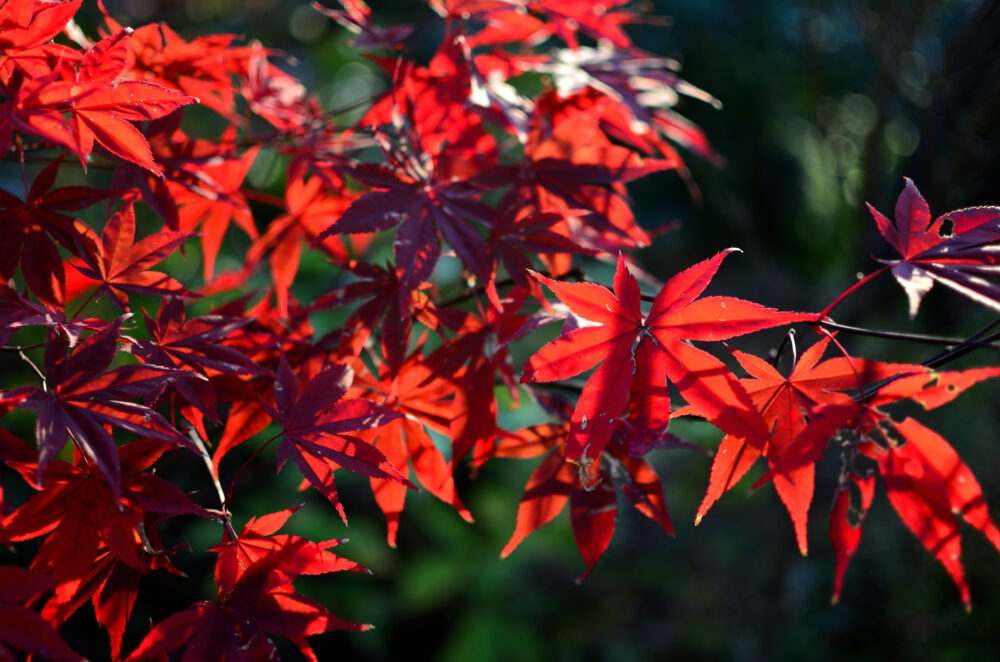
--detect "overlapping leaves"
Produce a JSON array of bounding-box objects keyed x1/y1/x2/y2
[{"x1": 522, "y1": 252, "x2": 814, "y2": 463}]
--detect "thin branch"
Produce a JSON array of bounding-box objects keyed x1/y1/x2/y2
[
  {"x1": 816, "y1": 319, "x2": 1000, "y2": 350},
  {"x1": 71, "y1": 288, "x2": 100, "y2": 319},
  {"x1": 188, "y1": 428, "x2": 237, "y2": 541},
  {"x1": 819, "y1": 326, "x2": 869, "y2": 406},
  {"x1": 771, "y1": 328, "x2": 798, "y2": 369},
  {"x1": 0, "y1": 343, "x2": 45, "y2": 352},
  {"x1": 16, "y1": 348, "x2": 47, "y2": 390},
  {"x1": 838, "y1": 317, "x2": 1000, "y2": 401},
  {"x1": 921, "y1": 320, "x2": 1000, "y2": 369},
  {"x1": 225, "y1": 432, "x2": 283, "y2": 506},
  {"x1": 436, "y1": 267, "x2": 584, "y2": 310},
  {"x1": 819, "y1": 266, "x2": 890, "y2": 318}
]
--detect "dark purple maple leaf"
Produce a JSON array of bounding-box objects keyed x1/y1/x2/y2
[
  {"x1": 307, "y1": 261, "x2": 414, "y2": 375},
  {"x1": 0, "y1": 155, "x2": 111, "y2": 307},
  {"x1": 870, "y1": 177, "x2": 1000, "y2": 317},
  {"x1": 0, "y1": 321, "x2": 197, "y2": 501},
  {"x1": 260, "y1": 353, "x2": 412, "y2": 522},
  {"x1": 0, "y1": 566, "x2": 82, "y2": 662},
  {"x1": 317, "y1": 119, "x2": 495, "y2": 314},
  {"x1": 132, "y1": 297, "x2": 268, "y2": 422}
]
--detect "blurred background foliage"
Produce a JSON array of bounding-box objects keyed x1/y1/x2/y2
[{"x1": 21, "y1": 0, "x2": 1000, "y2": 660}]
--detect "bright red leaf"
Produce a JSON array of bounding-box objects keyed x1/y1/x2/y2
[
  {"x1": 523, "y1": 252, "x2": 814, "y2": 464},
  {"x1": 126, "y1": 537, "x2": 368, "y2": 662},
  {"x1": 71, "y1": 194, "x2": 194, "y2": 309},
  {"x1": 693, "y1": 340, "x2": 923, "y2": 551}
]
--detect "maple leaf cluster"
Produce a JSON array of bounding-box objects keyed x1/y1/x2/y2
[{"x1": 1, "y1": 0, "x2": 1000, "y2": 659}]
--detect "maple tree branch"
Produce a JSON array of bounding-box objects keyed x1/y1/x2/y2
[
  {"x1": 18, "y1": 146, "x2": 28, "y2": 197},
  {"x1": 771, "y1": 328, "x2": 798, "y2": 369},
  {"x1": 0, "y1": 342, "x2": 44, "y2": 352},
  {"x1": 187, "y1": 428, "x2": 237, "y2": 540},
  {"x1": 240, "y1": 188, "x2": 286, "y2": 208},
  {"x1": 815, "y1": 319, "x2": 1000, "y2": 350},
  {"x1": 921, "y1": 317, "x2": 1000, "y2": 369},
  {"x1": 225, "y1": 431, "x2": 283, "y2": 506},
  {"x1": 233, "y1": 92, "x2": 383, "y2": 150},
  {"x1": 435, "y1": 267, "x2": 585, "y2": 310},
  {"x1": 13, "y1": 348, "x2": 47, "y2": 390},
  {"x1": 837, "y1": 317, "x2": 1000, "y2": 403},
  {"x1": 819, "y1": 266, "x2": 891, "y2": 318},
  {"x1": 71, "y1": 288, "x2": 100, "y2": 319}
]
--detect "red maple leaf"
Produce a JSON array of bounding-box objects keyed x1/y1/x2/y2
[
  {"x1": 1, "y1": 441, "x2": 210, "y2": 581},
  {"x1": 58, "y1": 29, "x2": 196, "y2": 174},
  {"x1": 126, "y1": 536, "x2": 368, "y2": 662},
  {"x1": 829, "y1": 472, "x2": 875, "y2": 604},
  {"x1": 261, "y1": 353, "x2": 412, "y2": 521},
  {"x1": 350, "y1": 351, "x2": 473, "y2": 545},
  {"x1": 433, "y1": 0, "x2": 643, "y2": 50},
  {"x1": 870, "y1": 177, "x2": 1000, "y2": 316},
  {"x1": 535, "y1": 0, "x2": 642, "y2": 50},
  {"x1": 504, "y1": 111, "x2": 675, "y2": 259},
  {"x1": 1, "y1": 25, "x2": 195, "y2": 174},
  {"x1": 111, "y1": 117, "x2": 260, "y2": 266},
  {"x1": 247, "y1": 174, "x2": 352, "y2": 318},
  {"x1": 71, "y1": 194, "x2": 194, "y2": 310},
  {"x1": 0, "y1": 321, "x2": 196, "y2": 501},
  {"x1": 2, "y1": 440, "x2": 205, "y2": 659},
  {"x1": 690, "y1": 339, "x2": 923, "y2": 552},
  {"x1": 0, "y1": 64, "x2": 81, "y2": 157},
  {"x1": 212, "y1": 506, "x2": 367, "y2": 593},
  {"x1": 0, "y1": 0, "x2": 82, "y2": 52},
  {"x1": 419, "y1": 292, "x2": 552, "y2": 467},
  {"x1": 313, "y1": 1, "x2": 413, "y2": 50},
  {"x1": 771, "y1": 366, "x2": 1000, "y2": 607},
  {"x1": 523, "y1": 252, "x2": 814, "y2": 464},
  {"x1": 114, "y1": 18, "x2": 260, "y2": 121},
  {"x1": 0, "y1": 566, "x2": 82, "y2": 662},
  {"x1": 498, "y1": 394, "x2": 673, "y2": 579},
  {"x1": 171, "y1": 141, "x2": 260, "y2": 281},
  {"x1": 0, "y1": 155, "x2": 110, "y2": 307}
]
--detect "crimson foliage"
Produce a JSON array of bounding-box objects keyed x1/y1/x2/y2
[{"x1": 1, "y1": 1, "x2": 1000, "y2": 659}]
